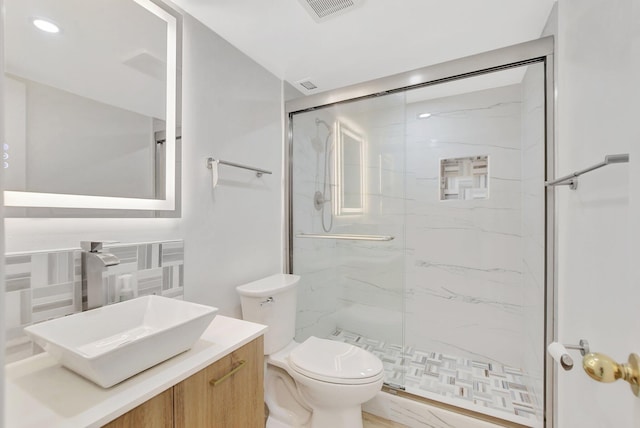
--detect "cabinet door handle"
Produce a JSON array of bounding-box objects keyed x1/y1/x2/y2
[{"x1": 209, "y1": 360, "x2": 247, "y2": 387}]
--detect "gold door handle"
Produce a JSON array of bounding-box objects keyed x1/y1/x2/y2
[
  {"x1": 209, "y1": 360, "x2": 247, "y2": 387},
  {"x1": 582, "y1": 353, "x2": 640, "y2": 396}
]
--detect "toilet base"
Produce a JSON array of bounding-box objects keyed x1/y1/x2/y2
[
  {"x1": 265, "y1": 361, "x2": 374, "y2": 428},
  {"x1": 266, "y1": 404, "x2": 364, "y2": 428},
  {"x1": 308, "y1": 406, "x2": 364, "y2": 428},
  {"x1": 266, "y1": 417, "x2": 299, "y2": 428},
  {"x1": 265, "y1": 364, "x2": 312, "y2": 427},
  {"x1": 265, "y1": 339, "x2": 383, "y2": 428}
]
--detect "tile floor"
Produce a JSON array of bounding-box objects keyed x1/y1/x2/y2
[{"x1": 330, "y1": 329, "x2": 539, "y2": 422}]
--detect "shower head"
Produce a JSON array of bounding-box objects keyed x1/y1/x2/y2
[
  {"x1": 315, "y1": 118, "x2": 332, "y2": 131},
  {"x1": 309, "y1": 118, "x2": 333, "y2": 152}
]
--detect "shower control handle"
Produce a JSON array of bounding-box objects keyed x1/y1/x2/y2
[{"x1": 314, "y1": 191, "x2": 331, "y2": 211}]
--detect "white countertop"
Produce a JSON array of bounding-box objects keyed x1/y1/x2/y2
[{"x1": 5, "y1": 315, "x2": 267, "y2": 428}]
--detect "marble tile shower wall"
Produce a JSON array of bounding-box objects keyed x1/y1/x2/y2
[
  {"x1": 292, "y1": 109, "x2": 340, "y2": 341},
  {"x1": 4, "y1": 240, "x2": 184, "y2": 363},
  {"x1": 404, "y1": 85, "x2": 526, "y2": 368},
  {"x1": 292, "y1": 96, "x2": 407, "y2": 343},
  {"x1": 331, "y1": 95, "x2": 406, "y2": 343}
]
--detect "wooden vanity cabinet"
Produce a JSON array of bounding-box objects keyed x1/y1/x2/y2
[
  {"x1": 174, "y1": 335, "x2": 264, "y2": 427},
  {"x1": 104, "y1": 389, "x2": 173, "y2": 428},
  {"x1": 104, "y1": 336, "x2": 264, "y2": 428}
]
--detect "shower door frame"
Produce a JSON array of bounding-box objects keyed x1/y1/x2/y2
[{"x1": 284, "y1": 36, "x2": 557, "y2": 427}]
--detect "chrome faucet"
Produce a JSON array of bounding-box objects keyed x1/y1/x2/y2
[{"x1": 81, "y1": 241, "x2": 120, "y2": 310}]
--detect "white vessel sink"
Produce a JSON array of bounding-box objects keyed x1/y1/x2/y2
[{"x1": 24, "y1": 295, "x2": 218, "y2": 388}]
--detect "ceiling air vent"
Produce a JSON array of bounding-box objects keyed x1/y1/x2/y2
[
  {"x1": 297, "y1": 0, "x2": 363, "y2": 23},
  {"x1": 296, "y1": 78, "x2": 318, "y2": 92}
]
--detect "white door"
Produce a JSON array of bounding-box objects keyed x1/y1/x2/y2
[{"x1": 556, "y1": 0, "x2": 640, "y2": 426}]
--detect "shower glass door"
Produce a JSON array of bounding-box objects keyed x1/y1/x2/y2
[
  {"x1": 401, "y1": 63, "x2": 546, "y2": 425},
  {"x1": 289, "y1": 55, "x2": 548, "y2": 427},
  {"x1": 290, "y1": 92, "x2": 407, "y2": 389}
]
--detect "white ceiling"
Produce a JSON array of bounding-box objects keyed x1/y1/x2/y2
[
  {"x1": 5, "y1": 0, "x2": 168, "y2": 118},
  {"x1": 171, "y1": 0, "x2": 556, "y2": 95}
]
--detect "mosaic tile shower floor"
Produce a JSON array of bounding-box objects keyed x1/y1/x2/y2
[{"x1": 329, "y1": 329, "x2": 540, "y2": 422}]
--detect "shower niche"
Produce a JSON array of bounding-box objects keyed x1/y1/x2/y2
[{"x1": 440, "y1": 155, "x2": 489, "y2": 201}]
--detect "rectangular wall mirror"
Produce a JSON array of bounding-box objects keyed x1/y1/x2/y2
[
  {"x1": 335, "y1": 122, "x2": 365, "y2": 215},
  {"x1": 3, "y1": 0, "x2": 179, "y2": 212}
]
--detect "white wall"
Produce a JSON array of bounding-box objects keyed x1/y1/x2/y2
[
  {"x1": 556, "y1": 0, "x2": 640, "y2": 426},
  {"x1": 179, "y1": 14, "x2": 283, "y2": 317},
  {"x1": 0, "y1": 0, "x2": 6, "y2": 424},
  {"x1": 631, "y1": 3, "x2": 640, "y2": 423},
  {"x1": 4, "y1": 10, "x2": 284, "y2": 317}
]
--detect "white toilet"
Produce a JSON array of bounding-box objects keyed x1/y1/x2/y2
[{"x1": 237, "y1": 273, "x2": 384, "y2": 428}]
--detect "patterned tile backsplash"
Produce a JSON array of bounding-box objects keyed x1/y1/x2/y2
[{"x1": 4, "y1": 240, "x2": 184, "y2": 363}]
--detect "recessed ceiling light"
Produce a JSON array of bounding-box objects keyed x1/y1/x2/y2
[
  {"x1": 32, "y1": 18, "x2": 60, "y2": 34},
  {"x1": 418, "y1": 113, "x2": 432, "y2": 119}
]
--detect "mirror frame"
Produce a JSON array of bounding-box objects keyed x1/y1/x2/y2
[{"x1": 3, "y1": 0, "x2": 178, "y2": 211}]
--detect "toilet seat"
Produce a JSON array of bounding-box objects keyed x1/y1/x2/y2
[{"x1": 288, "y1": 336, "x2": 383, "y2": 385}]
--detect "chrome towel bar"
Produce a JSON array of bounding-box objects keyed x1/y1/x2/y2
[
  {"x1": 206, "y1": 157, "x2": 272, "y2": 177},
  {"x1": 545, "y1": 153, "x2": 629, "y2": 190},
  {"x1": 296, "y1": 233, "x2": 394, "y2": 241}
]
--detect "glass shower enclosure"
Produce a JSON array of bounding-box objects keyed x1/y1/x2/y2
[{"x1": 287, "y1": 38, "x2": 553, "y2": 427}]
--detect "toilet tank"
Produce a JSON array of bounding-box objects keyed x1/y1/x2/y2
[{"x1": 236, "y1": 274, "x2": 300, "y2": 355}]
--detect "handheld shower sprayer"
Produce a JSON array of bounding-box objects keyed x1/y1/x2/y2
[
  {"x1": 310, "y1": 119, "x2": 332, "y2": 153},
  {"x1": 312, "y1": 117, "x2": 334, "y2": 232},
  {"x1": 315, "y1": 118, "x2": 332, "y2": 131}
]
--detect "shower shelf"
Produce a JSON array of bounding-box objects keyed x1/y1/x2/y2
[{"x1": 296, "y1": 233, "x2": 394, "y2": 241}]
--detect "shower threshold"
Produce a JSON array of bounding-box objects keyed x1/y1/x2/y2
[{"x1": 329, "y1": 329, "x2": 542, "y2": 427}]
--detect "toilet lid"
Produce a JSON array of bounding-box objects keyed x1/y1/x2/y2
[{"x1": 288, "y1": 336, "x2": 383, "y2": 385}]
